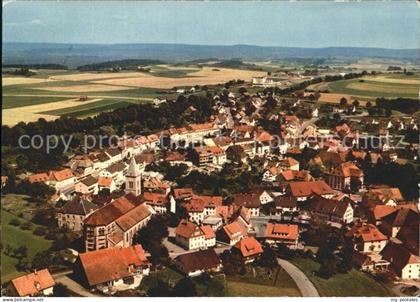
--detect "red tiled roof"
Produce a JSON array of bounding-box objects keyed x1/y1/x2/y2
[
  {"x1": 348, "y1": 222, "x2": 388, "y2": 242},
  {"x1": 370, "y1": 187, "x2": 404, "y2": 202},
  {"x1": 200, "y1": 225, "x2": 216, "y2": 240},
  {"x1": 10, "y1": 269, "x2": 55, "y2": 297},
  {"x1": 234, "y1": 236, "x2": 263, "y2": 258},
  {"x1": 49, "y1": 168, "x2": 74, "y2": 182},
  {"x1": 256, "y1": 131, "x2": 274, "y2": 143},
  {"x1": 196, "y1": 146, "x2": 225, "y2": 156},
  {"x1": 288, "y1": 180, "x2": 334, "y2": 198},
  {"x1": 175, "y1": 220, "x2": 203, "y2": 239},
  {"x1": 173, "y1": 188, "x2": 194, "y2": 200},
  {"x1": 223, "y1": 220, "x2": 247, "y2": 240},
  {"x1": 233, "y1": 193, "x2": 261, "y2": 208},
  {"x1": 333, "y1": 162, "x2": 363, "y2": 178},
  {"x1": 265, "y1": 223, "x2": 299, "y2": 241},
  {"x1": 281, "y1": 157, "x2": 299, "y2": 167},
  {"x1": 28, "y1": 173, "x2": 49, "y2": 184},
  {"x1": 372, "y1": 205, "x2": 398, "y2": 221},
  {"x1": 115, "y1": 204, "x2": 151, "y2": 231},
  {"x1": 193, "y1": 194, "x2": 223, "y2": 207},
  {"x1": 84, "y1": 196, "x2": 136, "y2": 226},
  {"x1": 176, "y1": 249, "x2": 220, "y2": 273},
  {"x1": 143, "y1": 192, "x2": 167, "y2": 205},
  {"x1": 78, "y1": 245, "x2": 149, "y2": 286},
  {"x1": 165, "y1": 151, "x2": 186, "y2": 162},
  {"x1": 188, "y1": 123, "x2": 215, "y2": 132}
]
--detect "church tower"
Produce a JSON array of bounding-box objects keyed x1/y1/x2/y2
[{"x1": 125, "y1": 156, "x2": 141, "y2": 196}]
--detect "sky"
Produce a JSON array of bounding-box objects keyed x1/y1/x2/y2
[{"x1": 3, "y1": 1, "x2": 419, "y2": 49}]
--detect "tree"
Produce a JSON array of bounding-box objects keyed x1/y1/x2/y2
[
  {"x1": 238, "y1": 87, "x2": 247, "y2": 94},
  {"x1": 337, "y1": 237, "x2": 354, "y2": 273},
  {"x1": 340, "y1": 97, "x2": 348, "y2": 107},
  {"x1": 366, "y1": 101, "x2": 372, "y2": 108},
  {"x1": 317, "y1": 258, "x2": 336, "y2": 279},
  {"x1": 352, "y1": 99, "x2": 360, "y2": 108},
  {"x1": 147, "y1": 279, "x2": 172, "y2": 297},
  {"x1": 52, "y1": 284, "x2": 71, "y2": 297},
  {"x1": 350, "y1": 177, "x2": 362, "y2": 192},
  {"x1": 220, "y1": 250, "x2": 242, "y2": 275},
  {"x1": 31, "y1": 250, "x2": 61, "y2": 270},
  {"x1": 132, "y1": 216, "x2": 169, "y2": 265},
  {"x1": 13, "y1": 246, "x2": 28, "y2": 259},
  {"x1": 172, "y1": 277, "x2": 197, "y2": 297},
  {"x1": 257, "y1": 244, "x2": 278, "y2": 269}
]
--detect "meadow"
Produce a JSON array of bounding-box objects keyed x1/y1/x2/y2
[
  {"x1": 309, "y1": 73, "x2": 419, "y2": 103},
  {"x1": 1, "y1": 208, "x2": 53, "y2": 282},
  {"x1": 2, "y1": 65, "x2": 264, "y2": 126},
  {"x1": 291, "y1": 257, "x2": 394, "y2": 297}
]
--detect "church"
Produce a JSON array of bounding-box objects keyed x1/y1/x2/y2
[{"x1": 83, "y1": 157, "x2": 152, "y2": 251}]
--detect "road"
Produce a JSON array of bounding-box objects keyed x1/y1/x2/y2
[{"x1": 277, "y1": 258, "x2": 319, "y2": 297}]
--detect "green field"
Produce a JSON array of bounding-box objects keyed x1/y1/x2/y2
[
  {"x1": 310, "y1": 74, "x2": 419, "y2": 99},
  {"x1": 147, "y1": 66, "x2": 200, "y2": 78},
  {"x1": 291, "y1": 257, "x2": 394, "y2": 297},
  {"x1": 225, "y1": 266, "x2": 300, "y2": 297},
  {"x1": 40, "y1": 99, "x2": 136, "y2": 118},
  {"x1": 1, "y1": 209, "x2": 53, "y2": 282},
  {"x1": 2, "y1": 72, "x2": 170, "y2": 125},
  {"x1": 3, "y1": 95, "x2": 72, "y2": 109}
]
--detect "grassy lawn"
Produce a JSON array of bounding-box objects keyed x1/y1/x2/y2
[
  {"x1": 139, "y1": 264, "x2": 299, "y2": 297},
  {"x1": 1, "y1": 209, "x2": 53, "y2": 283},
  {"x1": 226, "y1": 280, "x2": 297, "y2": 297},
  {"x1": 291, "y1": 257, "x2": 394, "y2": 297},
  {"x1": 225, "y1": 265, "x2": 300, "y2": 297},
  {"x1": 1, "y1": 194, "x2": 38, "y2": 220},
  {"x1": 139, "y1": 266, "x2": 225, "y2": 296}
]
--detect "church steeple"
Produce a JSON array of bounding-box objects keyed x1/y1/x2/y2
[{"x1": 125, "y1": 156, "x2": 141, "y2": 196}]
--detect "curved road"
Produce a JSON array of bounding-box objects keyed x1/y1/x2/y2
[{"x1": 277, "y1": 258, "x2": 319, "y2": 297}]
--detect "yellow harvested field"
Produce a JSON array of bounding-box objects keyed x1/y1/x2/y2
[
  {"x1": 2, "y1": 98, "x2": 102, "y2": 126},
  {"x1": 92, "y1": 67, "x2": 266, "y2": 88},
  {"x1": 318, "y1": 93, "x2": 371, "y2": 105},
  {"x1": 2, "y1": 77, "x2": 56, "y2": 86},
  {"x1": 36, "y1": 84, "x2": 132, "y2": 92}
]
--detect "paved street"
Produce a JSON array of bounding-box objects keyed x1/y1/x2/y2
[{"x1": 277, "y1": 258, "x2": 319, "y2": 297}]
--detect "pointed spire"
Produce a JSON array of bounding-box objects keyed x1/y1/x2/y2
[{"x1": 127, "y1": 156, "x2": 140, "y2": 177}]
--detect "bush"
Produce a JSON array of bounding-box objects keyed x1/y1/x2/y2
[
  {"x1": 9, "y1": 218, "x2": 21, "y2": 226},
  {"x1": 19, "y1": 222, "x2": 33, "y2": 230},
  {"x1": 45, "y1": 229, "x2": 59, "y2": 240},
  {"x1": 33, "y1": 226, "x2": 47, "y2": 237}
]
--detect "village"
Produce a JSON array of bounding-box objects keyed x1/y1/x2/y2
[{"x1": 2, "y1": 74, "x2": 419, "y2": 297}]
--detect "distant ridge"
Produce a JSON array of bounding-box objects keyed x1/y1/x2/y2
[{"x1": 3, "y1": 42, "x2": 419, "y2": 68}]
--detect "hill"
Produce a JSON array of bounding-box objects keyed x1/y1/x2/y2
[
  {"x1": 3, "y1": 43, "x2": 418, "y2": 68},
  {"x1": 77, "y1": 59, "x2": 165, "y2": 71}
]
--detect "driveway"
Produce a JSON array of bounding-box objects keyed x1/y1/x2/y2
[{"x1": 277, "y1": 258, "x2": 319, "y2": 297}]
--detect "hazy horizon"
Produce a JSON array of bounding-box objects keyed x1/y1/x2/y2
[
  {"x1": 4, "y1": 1, "x2": 419, "y2": 49},
  {"x1": 3, "y1": 41, "x2": 419, "y2": 51}
]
